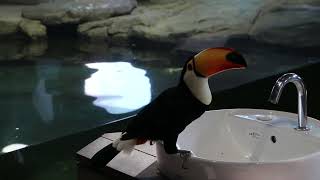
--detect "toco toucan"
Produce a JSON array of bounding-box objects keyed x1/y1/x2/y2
[{"x1": 90, "y1": 47, "x2": 247, "y2": 168}]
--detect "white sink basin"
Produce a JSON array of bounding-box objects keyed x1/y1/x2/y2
[{"x1": 156, "y1": 109, "x2": 320, "y2": 180}]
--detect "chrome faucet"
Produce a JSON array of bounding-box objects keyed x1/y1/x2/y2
[{"x1": 269, "y1": 73, "x2": 309, "y2": 131}]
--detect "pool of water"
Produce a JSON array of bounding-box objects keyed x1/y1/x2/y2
[
  {"x1": 1, "y1": 39, "x2": 320, "y2": 180},
  {"x1": 0, "y1": 57, "x2": 182, "y2": 154},
  {"x1": 1, "y1": 39, "x2": 320, "y2": 154}
]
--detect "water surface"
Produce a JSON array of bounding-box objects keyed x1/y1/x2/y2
[
  {"x1": 0, "y1": 57, "x2": 180, "y2": 153},
  {"x1": 1, "y1": 40, "x2": 320, "y2": 154}
]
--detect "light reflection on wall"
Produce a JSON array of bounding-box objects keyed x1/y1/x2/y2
[{"x1": 85, "y1": 62, "x2": 151, "y2": 114}]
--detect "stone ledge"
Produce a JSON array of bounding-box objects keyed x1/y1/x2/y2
[{"x1": 77, "y1": 132, "x2": 163, "y2": 179}]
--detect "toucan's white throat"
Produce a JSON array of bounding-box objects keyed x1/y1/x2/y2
[{"x1": 183, "y1": 70, "x2": 212, "y2": 105}]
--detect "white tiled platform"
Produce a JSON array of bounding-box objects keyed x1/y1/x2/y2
[{"x1": 77, "y1": 133, "x2": 166, "y2": 180}]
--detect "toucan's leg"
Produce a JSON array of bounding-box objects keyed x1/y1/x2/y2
[
  {"x1": 163, "y1": 136, "x2": 178, "y2": 154},
  {"x1": 163, "y1": 136, "x2": 192, "y2": 169}
]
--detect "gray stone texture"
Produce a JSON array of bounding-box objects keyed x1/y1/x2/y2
[
  {"x1": 0, "y1": 6, "x2": 24, "y2": 36},
  {"x1": 0, "y1": 18, "x2": 20, "y2": 35},
  {"x1": 1, "y1": 0, "x2": 320, "y2": 48},
  {"x1": 19, "y1": 19, "x2": 47, "y2": 40},
  {"x1": 0, "y1": 0, "x2": 49, "y2": 5},
  {"x1": 22, "y1": 0, "x2": 138, "y2": 25},
  {"x1": 79, "y1": 0, "x2": 265, "y2": 43},
  {"x1": 250, "y1": 0, "x2": 320, "y2": 47}
]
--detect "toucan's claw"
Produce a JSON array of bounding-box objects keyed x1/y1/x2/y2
[{"x1": 178, "y1": 149, "x2": 192, "y2": 169}]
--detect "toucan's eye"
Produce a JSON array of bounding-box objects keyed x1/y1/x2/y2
[{"x1": 187, "y1": 64, "x2": 193, "y2": 71}]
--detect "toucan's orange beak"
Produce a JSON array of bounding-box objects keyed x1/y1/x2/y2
[{"x1": 193, "y1": 47, "x2": 247, "y2": 77}]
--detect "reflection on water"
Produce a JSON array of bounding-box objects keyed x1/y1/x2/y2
[
  {"x1": 33, "y1": 78, "x2": 54, "y2": 122},
  {"x1": 85, "y1": 62, "x2": 151, "y2": 114},
  {"x1": 2, "y1": 143, "x2": 27, "y2": 153},
  {"x1": 1, "y1": 39, "x2": 320, "y2": 180},
  {"x1": 1, "y1": 41, "x2": 319, "y2": 157},
  {"x1": 0, "y1": 58, "x2": 178, "y2": 155},
  {"x1": 32, "y1": 63, "x2": 60, "y2": 123}
]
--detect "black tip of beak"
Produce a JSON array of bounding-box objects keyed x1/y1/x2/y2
[{"x1": 226, "y1": 52, "x2": 247, "y2": 67}]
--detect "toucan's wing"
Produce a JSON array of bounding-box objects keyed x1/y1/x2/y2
[
  {"x1": 122, "y1": 85, "x2": 205, "y2": 140},
  {"x1": 122, "y1": 87, "x2": 180, "y2": 139}
]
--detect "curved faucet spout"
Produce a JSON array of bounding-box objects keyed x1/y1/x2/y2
[{"x1": 269, "y1": 73, "x2": 308, "y2": 131}]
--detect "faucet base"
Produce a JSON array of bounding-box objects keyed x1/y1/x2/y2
[{"x1": 295, "y1": 127, "x2": 310, "y2": 131}]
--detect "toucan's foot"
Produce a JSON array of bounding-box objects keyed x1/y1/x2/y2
[
  {"x1": 177, "y1": 149, "x2": 192, "y2": 158},
  {"x1": 177, "y1": 149, "x2": 192, "y2": 169}
]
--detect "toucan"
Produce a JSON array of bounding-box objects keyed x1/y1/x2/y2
[{"x1": 90, "y1": 47, "x2": 247, "y2": 168}]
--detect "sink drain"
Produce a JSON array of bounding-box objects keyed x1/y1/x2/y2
[{"x1": 271, "y1": 136, "x2": 277, "y2": 143}]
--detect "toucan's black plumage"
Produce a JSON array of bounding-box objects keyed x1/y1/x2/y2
[
  {"x1": 90, "y1": 48, "x2": 247, "y2": 168},
  {"x1": 121, "y1": 80, "x2": 209, "y2": 153},
  {"x1": 91, "y1": 60, "x2": 207, "y2": 168}
]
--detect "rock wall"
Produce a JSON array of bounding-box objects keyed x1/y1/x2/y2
[
  {"x1": 1, "y1": 0, "x2": 320, "y2": 49},
  {"x1": 79, "y1": 0, "x2": 265, "y2": 43},
  {"x1": 250, "y1": 0, "x2": 320, "y2": 47},
  {"x1": 0, "y1": 0, "x2": 48, "y2": 5},
  {"x1": 22, "y1": 0, "x2": 138, "y2": 25},
  {"x1": 78, "y1": 0, "x2": 320, "y2": 48}
]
